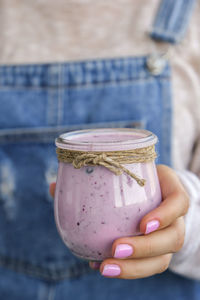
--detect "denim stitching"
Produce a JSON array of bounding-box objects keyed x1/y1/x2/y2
[
  {"x1": 47, "y1": 65, "x2": 59, "y2": 126},
  {"x1": 160, "y1": 70, "x2": 172, "y2": 166},
  {"x1": 172, "y1": 0, "x2": 196, "y2": 35},
  {"x1": 0, "y1": 74, "x2": 170, "y2": 91},
  {"x1": 57, "y1": 63, "x2": 64, "y2": 126},
  {"x1": 150, "y1": 0, "x2": 196, "y2": 43},
  {"x1": 0, "y1": 120, "x2": 144, "y2": 144},
  {"x1": 47, "y1": 66, "x2": 55, "y2": 126},
  {"x1": 0, "y1": 256, "x2": 93, "y2": 281},
  {"x1": 0, "y1": 57, "x2": 170, "y2": 88}
]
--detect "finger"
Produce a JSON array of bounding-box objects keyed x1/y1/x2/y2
[
  {"x1": 49, "y1": 182, "x2": 56, "y2": 198},
  {"x1": 140, "y1": 165, "x2": 189, "y2": 234},
  {"x1": 112, "y1": 217, "x2": 185, "y2": 259},
  {"x1": 157, "y1": 165, "x2": 188, "y2": 200},
  {"x1": 89, "y1": 261, "x2": 101, "y2": 270},
  {"x1": 100, "y1": 254, "x2": 172, "y2": 279}
]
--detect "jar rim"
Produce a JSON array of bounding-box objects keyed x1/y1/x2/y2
[{"x1": 55, "y1": 128, "x2": 157, "y2": 151}]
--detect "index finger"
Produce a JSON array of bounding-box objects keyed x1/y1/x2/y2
[
  {"x1": 49, "y1": 182, "x2": 56, "y2": 198},
  {"x1": 140, "y1": 165, "x2": 189, "y2": 234}
]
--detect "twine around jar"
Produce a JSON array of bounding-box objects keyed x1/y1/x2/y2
[{"x1": 56, "y1": 145, "x2": 157, "y2": 187}]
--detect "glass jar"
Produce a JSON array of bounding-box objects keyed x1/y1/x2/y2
[{"x1": 54, "y1": 128, "x2": 161, "y2": 261}]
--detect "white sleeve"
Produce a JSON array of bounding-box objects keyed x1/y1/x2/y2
[{"x1": 169, "y1": 170, "x2": 200, "y2": 280}]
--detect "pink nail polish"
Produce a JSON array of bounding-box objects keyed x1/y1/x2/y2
[
  {"x1": 145, "y1": 220, "x2": 160, "y2": 234},
  {"x1": 114, "y1": 244, "x2": 133, "y2": 258},
  {"x1": 101, "y1": 264, "x2": 121, "y2": 277}
]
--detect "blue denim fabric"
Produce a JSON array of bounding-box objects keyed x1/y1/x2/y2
[
  {"x1": 0, "y1": 57, "x2": 172, "y2": 281},
  {"x1": 1, "y1": 55, "x2": 198, "y2": 300},
  {"x1": 1, "y1": 264, "x2": 200, "y2": 300},
  {"x1": 0, "y1": 1, "x2": 199, "y2": 299},
  {"x1": 150, "y1": 0, "x2": 197, "y2": 43}
]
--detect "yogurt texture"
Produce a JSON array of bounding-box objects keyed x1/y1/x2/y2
[{"x1": 54, "y1": 129, "x2": 161, "y2": 261}]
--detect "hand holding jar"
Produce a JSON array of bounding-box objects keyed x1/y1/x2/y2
[{"x1": 51, "y1": 129, "x2": 189, "y2": 279}]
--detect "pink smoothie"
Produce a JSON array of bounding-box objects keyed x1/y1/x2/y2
[{"x1": 54, "y1": 129, "x2": 161, "y2": 261}]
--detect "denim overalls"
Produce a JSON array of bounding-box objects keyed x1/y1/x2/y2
[{"x1": 0, "y1": 0, "x2": 199, "y2": 299}]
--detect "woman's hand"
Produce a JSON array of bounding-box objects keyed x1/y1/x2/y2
[
  {"x1": 49, "y1": 164, "x2": 189, "y2": 279},
  {"x1": 88, "y1": 165, "x2": 189, "y2": 279}
]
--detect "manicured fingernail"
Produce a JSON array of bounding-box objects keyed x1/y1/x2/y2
[
  {"x1": 114, "y1": 244, "x2": 133, "y2": 258},
  {"x1": 145, "y1": 220, "x2": 160, "y2": 234},
  {"x1": 101, "y1": 264, "x2": 121, "y2": 277},
  {"x1": 90, "y1": 261, "x2": 101, "y2": 269}
]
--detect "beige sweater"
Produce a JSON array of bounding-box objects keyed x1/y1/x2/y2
[{"x1": 0, "y1": 0, "x2": 200, "y2": 279}]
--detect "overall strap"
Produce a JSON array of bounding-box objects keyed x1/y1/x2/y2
[{"x1": 150, "y1": 0, "x2": 197, "y2": 43}]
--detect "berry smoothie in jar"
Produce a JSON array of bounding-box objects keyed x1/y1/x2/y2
[{"x1": 54, "y1": 128, "x2": 161, "y2": 261}]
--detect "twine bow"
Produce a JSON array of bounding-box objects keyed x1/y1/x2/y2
[{"x1": 56, "y1": 146, "x2": 157, "y2": 187}]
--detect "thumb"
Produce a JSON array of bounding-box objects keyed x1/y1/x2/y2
[{"x1": 49, "y1": 182, "x2": 56, "y2": 198}]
